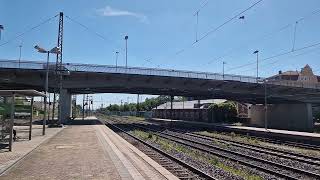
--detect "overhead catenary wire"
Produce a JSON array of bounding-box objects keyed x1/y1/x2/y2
[
  {"x1": 158, "y1": 0, "x2": 264, "y2": 69},
  {"x1": 194, "y1": 0, "x2": 209, "y2": 43},
  {"x1": 143, "y1": 0, "x2": 211, "y2": 68},
  {"x1": 194, "y1": 0, "x2": 263, "y2": 44},
  {"x1": 226, "y1": 7, "x2": 320, "y2": 72},
  {"x1": 226, "y1": 41, "x2": 320, "y2": 72},
  {"x1": 65, "y1": 15, "x2": 125, "y2": 53},
  {"x1": 238, "y1": 47, "x2": 320, "y2": 74},
  {"x1": 201, "y1": 23, "x2": 293, "y2": 68},
  {"x1": 0, "y1": 14, "x2": 59, "y2": 47},
  {"x1": 202, "y1": 6, "x2": 320, "y2": 69}
]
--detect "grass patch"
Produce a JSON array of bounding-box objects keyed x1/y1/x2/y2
[
  {"x1": 126, "y1": 116, "x2": 145, "y2": 121},
  {"x1": 198, "y1": 131, "x2": 320, "y2": 158},
  {"x1": 132, "y1": 129, "x2": 262, "y2": 180},
  {"x1": 199, "y1": 131, "x2": 260, "y2": 145}
]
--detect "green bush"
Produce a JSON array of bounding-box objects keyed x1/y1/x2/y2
[
  {"x1": 208, "y1": 101, "x2": 237, "y2": 123},
  {"x1": 314, "y1": 111, "x2": 320, "y2": 122},
  {"x1": 0, "y1": 103, "x2": 11, "y2": 118}
]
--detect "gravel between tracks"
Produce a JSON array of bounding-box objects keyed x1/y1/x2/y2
[
  {"x1": 164, "y1": 130, "x2": 320, "y2": 175},
  {"x1": 112, "y1": 122, "x2": 279, "y2": 180}
]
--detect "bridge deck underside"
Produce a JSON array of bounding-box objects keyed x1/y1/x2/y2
[{"x1": 1, "y1": 69, "x2": 320, "y2": 104}]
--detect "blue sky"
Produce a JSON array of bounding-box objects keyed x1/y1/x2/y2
[{"x1": 1, "y1": 0, "x2": 320, "y2": 108}]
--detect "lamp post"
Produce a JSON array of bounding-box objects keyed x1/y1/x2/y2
[
  {"x1": 264, "y1": 79, "x2": 268, "y2": 130},
  {"x1": 222, "y1": 61, "x2": 226, "y2": 79},
  {"x1": 18, "y1": 43, "x2": 22, "y2": 68},
  {"x1": 0, "y1": 25, "x2": 3, "y2": 40},
  {"x1": 115, "y1": 51, "x2": 119, "y2": 68},
  {"x1": 253, "y1": 50, "x2": 259, "y2": 82},
  {"x1": 34, "y1": 45, "x2": 60, "y2": 135},
  {"x1": 125, "y1": 35, "x2": 128, "y2": 68}
]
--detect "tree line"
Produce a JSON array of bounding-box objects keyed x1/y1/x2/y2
[{"x1": 97, "y1": 95, "x2": 186, "y2": 113}]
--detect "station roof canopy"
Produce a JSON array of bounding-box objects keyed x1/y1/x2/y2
[{"x1": 0, "y1": 90, "x2": 46, "y2": 97}]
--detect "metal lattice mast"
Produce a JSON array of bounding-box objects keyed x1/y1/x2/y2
[{"x1": 52, "y1": 12, "x2": 64, "y2": 124}]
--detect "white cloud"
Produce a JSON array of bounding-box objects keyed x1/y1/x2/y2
[{"x1": 97, "y1": 6, "x2": 147, "y2": 23}]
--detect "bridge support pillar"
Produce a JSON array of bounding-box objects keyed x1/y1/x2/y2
[
  {"x1": 60, "y1": 89, "x2": 72, "y2": 124},
  {"x1": 249, "y1": 103, "x2": 314, "y2": 132}
]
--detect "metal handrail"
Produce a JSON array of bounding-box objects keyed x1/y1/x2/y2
[
  {"x1": 1, "y1": 59, "x2": 320, "y2": 89},
  {"x1": 0, "y1": 59, "x2": 257, "y2": 82}
]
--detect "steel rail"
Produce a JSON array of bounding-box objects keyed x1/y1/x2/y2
[
  {"x1": 129, "y1": 123, "x2": 320, "y2": 180},
  {"x1": 110, "y1": 118, "x2": 320, "y2": 164},
  {"x1": 188, "y1": 132, "x2": 320, "y2": 164},
  {"x1": 105, "y1": 121, "x2": 217, "y2": 180}
]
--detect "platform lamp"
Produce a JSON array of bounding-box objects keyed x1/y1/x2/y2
[
  {"x1": 125, "y1": 35, "x2": 128, "y2": 68},
  {"x1": 222, "y1": 61, "x2": 227, "y2": 79},
  {"x1": 115, "y1": 51, "x2": 119, "y2": 68},
  {"x1": 0, "y1": 25, "x2": 3, "y2": 40},
  {"x1": 34, "y1": 45, "x2": 61, "y2": 135},
  {"x1": 253, "y1": 50, "x2": 259, "y2": 82}
]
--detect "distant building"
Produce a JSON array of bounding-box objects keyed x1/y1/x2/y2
[
  {"x1": 152, "y1": 99, "x2": 249, "y2": 122},
  {"x1": 268, "y1": 64, "x2": 319, "y2": 84}
]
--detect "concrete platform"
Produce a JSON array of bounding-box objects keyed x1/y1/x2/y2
[
  {"x1": 0, "y1": 120, "x2": 178, "y2": 180},
  {"x1": 149, "y1": 118, "x2": 320, "y2": 145},
  {"x1": 0, "y1": 125, "x2": 62, "y2": 175}
]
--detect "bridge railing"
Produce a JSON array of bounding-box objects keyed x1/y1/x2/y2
[
  {"x1": 64, "y1": 62, "x2": 258, "y2": 83},
  {"x1": 2, "y1": 59, "x2": 320, "y2": 89}
]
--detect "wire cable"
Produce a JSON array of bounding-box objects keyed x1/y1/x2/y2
[
  {"x1": 226, "y1": 7, "x2": 320, "y2": 72},
  {"x1": 0, "y1": 14, "x2": 59, "y2": 47},
  {"x1": 159, "y1": 0, "x2": 263, "y2": 68},
  {"x1": 65, "y1": 15, "x2": 125, "y2": 53},
  {"x1": 292, "y1": 21, "x2": 298, "y2": 51},
  {"x1": 202, "y1": 23, "x2": 292, "y2": 67},
  {"x1": 194, "y1": 0, "x2": 263, "y2": 44},
  {"x1": 226, "y1": 41, "x2": 320, "y2": 72}
]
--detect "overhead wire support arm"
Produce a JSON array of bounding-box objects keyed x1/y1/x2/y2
[
  {"x1": 292, "y1": 21, "x2": 298, "y2": 52},
  {"x1": 195, "y1": 11, "x2": 199, "y2": 43},
  {"x1": 193, "y1": 0, "x2": 208, "y2": 43},
  {"x1": 0, "y1": 14, "x2": 59, "y2": 47},
  {"x1": 194, "y1": 0, "x2": 263, "y2": 45}
]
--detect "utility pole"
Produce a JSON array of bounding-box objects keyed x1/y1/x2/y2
[
  {"x1": 90, "y1": 96, "x2": 93, "y2": 116},
  {"x1": 82, "y1": 94, "x2": 85, "y2": 120},
  {"x1": 48, "y1": 93, "x2": 50, "y2": 121},
  {"x1": 136, "y1": 94, "x2": 140, "y2": 116},
  {"x1": 43, "y1": 51, "x2": 49, "y2": 135},
  {"x1": 87, "y1": 95, "x2": 89, "y2": 116},
  {"x1": 170, "y1": 96, "x2": 174, "y2": 128},
  {"x1": 125, "y1": 35, "x2": 128, "y2": 68},
  {"x1": 264, "y1": 79, "x2": 268, "y2": 130},
  {"x1": 120, "y1": 100, "x2": 123, "y2": 113}
]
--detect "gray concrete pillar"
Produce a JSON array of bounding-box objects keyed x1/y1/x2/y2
[
  {"x1": 249, "y1": 103, "x2": 314, "y2": 132},
  {"x1": 60, "y1": 89, "x2": 72, "y2": 124}
]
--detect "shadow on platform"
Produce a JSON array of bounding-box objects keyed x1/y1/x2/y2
[{"x1": 68, "y1": 119, "x2": 103, "y2": 125}]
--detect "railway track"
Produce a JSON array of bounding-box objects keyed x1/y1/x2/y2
[
  {"x1": 111, "y1": 119, "x2": 320, "y2": 180},
  {"x1": 110, "y1": 117, "x2": 320, "y2": 166},
  {"x1": 105, "y1": 121, "x2": 217, "y2": 180},
  {"x1": 177, "y1": 124, "x2": 320, "y2": 151},
  {"x1": 147, "y1": 118, "x2": 320, "y2": 151},
  {"x1": 187, "y1": 132, "x2": 320, "y2": 166}
]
